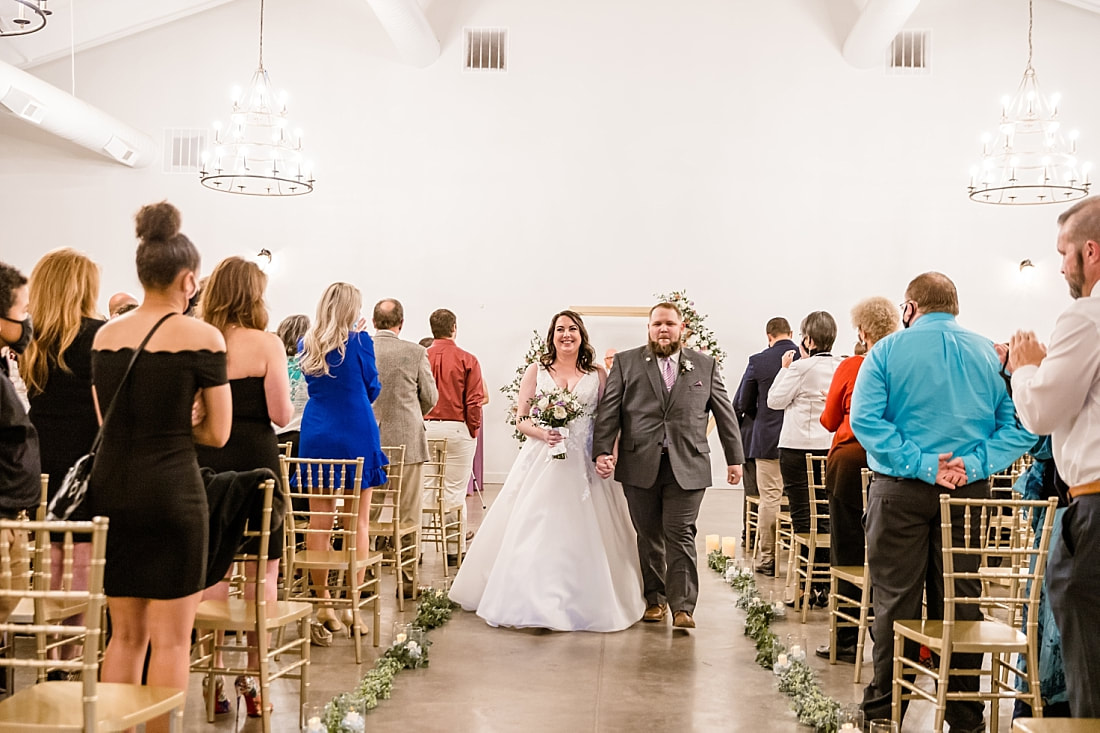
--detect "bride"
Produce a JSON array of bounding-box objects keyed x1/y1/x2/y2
[{"x1": 448, "y1": 310, "x2": 644, "y2": 631}]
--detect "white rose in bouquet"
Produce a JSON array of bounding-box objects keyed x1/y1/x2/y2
[{"x1": 552, "y1": 405, "x2": 567, "y2": 420}]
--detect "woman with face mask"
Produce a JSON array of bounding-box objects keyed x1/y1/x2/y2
[{"x1": 768, "y1": 310, "x2": 844, "y2": 608}]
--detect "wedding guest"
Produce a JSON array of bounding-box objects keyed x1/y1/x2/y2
[
  {"x1": 851, "y1": 272, "x2": 1034, "y2": 729},
  {"x1": 299, "y1": 283, "x2": 388, "y2": 633},
  {"x1": 0, "y1": 262, "x2": 37, "y2": 626},
  {"x1": 1009, "y1": 195, "x2": 1100, "y2": 718},
  {"x1": 423, "y1": 308, "x2": 485, "y2": 564},
  {"x1": 275, "y1": 314, "x2": 310, "y2": 455},
  {"x1": 370, "y1": 299, "x2": 437, "y2": 598},
  {"x1": 769, "y1": 310, "x2": 842, "y2": 607},
  {"x1": 22, "y1": 248, "x2": 104, "y2": 665},
  {"x1": 814, "y1": 296, "x2": 898, "y2": 662},
  {"x1": 418, "y1": 337, "x2": 433, "y2": 349},
  {"x1": 195, "y1": 256, "x2": 291, "y2": 717},
  {"x1": 604, "y1": 348, "x2": 616, "y2": 372},
  {"x1": 87, "y1": 201, "x2": 231, "y2": 733},
  {"x1": 108, "y1": 292, "x2": 138, "y2": 319},
  {"x1": 734, "y1": 318, "x2": 798, "y2": 576}
]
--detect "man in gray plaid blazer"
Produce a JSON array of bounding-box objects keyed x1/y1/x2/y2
[{"x1": 372, "y1": 299, "x2": 438, "y2": 594}]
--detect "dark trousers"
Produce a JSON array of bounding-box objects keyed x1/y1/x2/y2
[
  {"x1": 780, "y1": 447, "x2": 829, "y2": 570},
  {"x1": 862, "y1": 476, "x2": 988, "y2": 730},
  {"x1": 741, "y1": 458, "x2": 758, "y2": 542},
  {"x1": 1047, "y1": 494, "x2": 1100, "y2": 718},
  {"x1": 623, "y1": 455, "x2": 706, "y2": 615},
  {"x1": 826, "y1": 442, "x2": 867, "y2": 648}
]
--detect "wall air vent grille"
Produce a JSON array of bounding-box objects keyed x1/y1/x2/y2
[
  {"x1": 887, "y1": 30, "x2": 931, "y2": 75},
  {"x1": 464, "y1": 27, "x2": 507, "y2": 71},
  {"x1": 163, "y1": 128, "x2": 207, "y2": 173}
]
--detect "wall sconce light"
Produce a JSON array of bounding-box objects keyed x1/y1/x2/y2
[{"x1": 1019, "y1": 258, "x2": 1035, "y2": 271}]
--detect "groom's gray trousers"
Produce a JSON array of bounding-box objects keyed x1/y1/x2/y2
[{"x1": 623, "y1": 452, "x2": 706, "y2": 614}]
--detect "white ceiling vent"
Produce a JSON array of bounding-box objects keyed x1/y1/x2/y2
[
  {"x1": 887, "y1": 29, "x2": 930, "y2": 75},
  {"x1": 464, "y1": 27, "x2": 507, "y2": 71},
  {"x1": 162, "y1": 128, "x2": 207, "y2": 174}
]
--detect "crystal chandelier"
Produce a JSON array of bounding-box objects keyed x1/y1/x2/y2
[
  {"x1": 968, "y1": 0, "x2": 1089, "y2": 205},
  {"x1": 0, "y1": 0, "x2": 50, "y2": 37},
  {"x1": 200, "y1": 0, "x2": 314, "y2": 196}
]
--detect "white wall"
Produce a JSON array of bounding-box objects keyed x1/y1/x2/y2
[{"x1": 1, "y1": 0, "x2": 1096, "y2": 481}]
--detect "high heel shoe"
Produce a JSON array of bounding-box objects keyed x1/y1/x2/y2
[
  {"x1": 202, "y1": 676, "x2": 230, "y2": 715},
  {"x1": 234, "y1": 675, "x2": 272, "y2": 718},
  {"x1": 340, "y1": 608, "x2": 366, "y2": 632},
  {"x1": 316, "y1": 606, "x2": 345, "y2": 635}
]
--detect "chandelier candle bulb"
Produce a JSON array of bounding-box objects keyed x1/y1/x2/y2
[{"x1": 705, "y1": 535, "x2": 720, "y2": 553}]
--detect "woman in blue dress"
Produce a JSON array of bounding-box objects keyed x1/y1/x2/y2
[{"x1": 298, "y1": 282, "x2": 388, "y2": 634}]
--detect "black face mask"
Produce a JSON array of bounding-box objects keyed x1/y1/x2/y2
[
  {"x1": 1, "y1": 315, "x2": 33, "y2": 354},
  {"x1": 901, "y1": 303, "x2": 914, "y2": 329}
]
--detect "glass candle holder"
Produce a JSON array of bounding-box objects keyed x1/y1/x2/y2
[
  {"x1": 868, "y1": 719, "x2": 899, "y2": 733},
  {"x1": 786, "y1": 634, "x2": 808, "y2": 662},
  {"x1": 836, "y1": 703, "x2": 864, "y2": 731},
  {"x1": 302, "y1": 702, "x2": 326, "y2": 733},
  {"x1": 392, "y1": 621, "x2": 411, "y2": 645},
  {"x1": 769, "y1": 590, "x2": 787, "y2": 618}
]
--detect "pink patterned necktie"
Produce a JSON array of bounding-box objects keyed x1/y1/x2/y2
[{"x1": 662, "y1": 357, "x2": 675, "y2": 391}]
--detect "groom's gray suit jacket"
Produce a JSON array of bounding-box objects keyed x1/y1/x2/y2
[{"x1": 592, "y1": 346, "x2": 744, "y2": 490}]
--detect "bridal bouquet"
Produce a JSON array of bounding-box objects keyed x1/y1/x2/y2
[{"x1": 529, "y1": 387, "x2": 587, "y2": 459}]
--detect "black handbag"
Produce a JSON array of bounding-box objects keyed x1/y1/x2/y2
[{"x1": 46, "y1": 313, "x2": 175, "y2": 521}]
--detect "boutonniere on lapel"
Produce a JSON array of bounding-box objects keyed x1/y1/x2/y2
[{"x1": 680, "y1": 359, "x2": 694, "y2": 375}]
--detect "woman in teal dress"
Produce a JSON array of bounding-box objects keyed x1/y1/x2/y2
[{"x1": 298, "y1": 282, "x2": 388, "y2": 633}]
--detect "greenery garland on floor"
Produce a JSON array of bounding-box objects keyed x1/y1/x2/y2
[
  {"x1": 316, "y1": 587, "x2": 458, "y2": 732},
  {"x1": 707, "y1": 550, "x2": 842, "y2": 732}
]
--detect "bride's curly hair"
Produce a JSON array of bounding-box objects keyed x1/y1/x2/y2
[{"x1": 540, "y1": 310, "x2": 596, "y2": 373}]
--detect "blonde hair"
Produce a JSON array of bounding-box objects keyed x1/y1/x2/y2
[
  {"x1": 851, "y1": 296, "x2": 900, "y2": 346},
  {"x1": 22, "y1": 248, "x2": 101, "y2": 396},
  {"x1": 202, "y1": 256, "x2": 269, "y2": 333},
  {"x1": 300, "y1": 282, "x2": 361, "y2": 377}
]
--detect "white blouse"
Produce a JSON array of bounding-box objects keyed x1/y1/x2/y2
[{"x1": 768, "y1": 353, "x2": 844, "y2": 450}]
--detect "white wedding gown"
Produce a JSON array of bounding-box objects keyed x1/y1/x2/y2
[{"x1": 449, "y1": 368, "x2": 645, "y2": 631}]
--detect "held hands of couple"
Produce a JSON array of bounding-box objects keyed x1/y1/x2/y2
[
  {"x1": 595, "y1": 454, "x2": 615, "y2": 479},
  {"x1": 1008, "y1": 330, "x2": 1047, "y2": 372},
  {"x1": 936, "y1": 452, "x2": 969, "y2": 490}
]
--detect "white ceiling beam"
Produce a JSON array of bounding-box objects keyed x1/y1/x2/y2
[
  {"x1": 842, "y1": 0, "x2": 921, "y2": 69},
  {"x1": 363, "y1": 0, "x2": 440, "y2": 68},
  {"x1": 0, "y1": 0, "x2": 238, "y2": 69}
]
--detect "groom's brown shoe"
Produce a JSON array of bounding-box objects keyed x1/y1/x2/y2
[
  {"x1": 642, "y1": 603, "x2": 667, "y2": 623},
  {"x1": 672, "y1": 611, "x2": 695, "y2": 629}
]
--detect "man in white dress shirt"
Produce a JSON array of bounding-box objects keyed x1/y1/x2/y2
[{"x1": 1009, "y1": 195, "x2": 1100, "y2": 718}]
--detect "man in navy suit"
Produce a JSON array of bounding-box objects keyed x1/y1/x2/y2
[{"x1": 734, "y1": 317, "x2": 798, "y2": 575}]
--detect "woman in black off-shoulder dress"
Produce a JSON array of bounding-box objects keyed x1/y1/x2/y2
[{"x1": 87, "y1": 201, "x2": 231, "y2": 733}]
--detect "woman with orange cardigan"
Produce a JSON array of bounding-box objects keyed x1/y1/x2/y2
[{"x1": 816, "y1": 296, "x2": 898, "y2": 661}]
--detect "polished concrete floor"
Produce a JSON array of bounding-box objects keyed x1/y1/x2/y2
[{"x1": 184, "y1": 486, "x2": 1016, "y2": 732}]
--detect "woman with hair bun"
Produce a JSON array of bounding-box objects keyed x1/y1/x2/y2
[{"x1": 87, "y1": 201, "x2": 231, "y2": 732}]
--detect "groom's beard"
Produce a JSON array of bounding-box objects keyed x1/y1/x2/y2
[{"x1": 649, "y1": 339, "x2": 682, "y2": 359}]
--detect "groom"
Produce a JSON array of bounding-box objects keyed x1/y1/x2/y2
[{"x1": 593, "y1": 302, "x2": 744, "y2": 629}]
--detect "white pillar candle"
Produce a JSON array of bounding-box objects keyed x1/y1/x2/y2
[
  {"x1": 721, "y1": 536, "x2": 737, "y2": 557},
  {"x1": 705, "y1": 534, "x2": 720, "y2": 553}
]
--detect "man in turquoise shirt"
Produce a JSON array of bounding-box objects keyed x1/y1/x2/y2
[{"x1": 850, "y1": 272, "x2": 1035, "y2": 731}]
